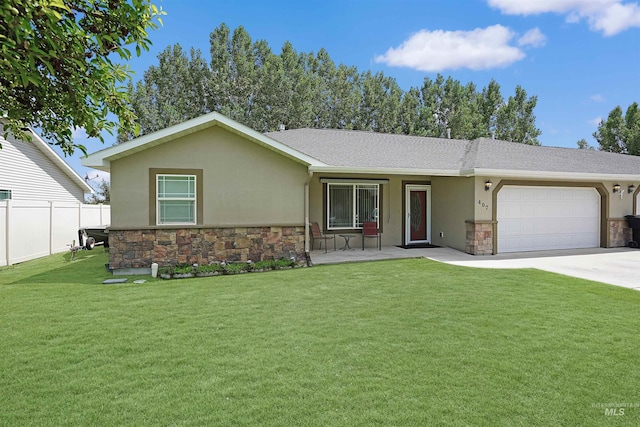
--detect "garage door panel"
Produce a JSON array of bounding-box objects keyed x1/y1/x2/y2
[{"x1": 498, "y1": 186, "x2": 600, "y2": 253}]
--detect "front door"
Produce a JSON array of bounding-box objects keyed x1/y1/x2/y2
[{"x1": 405, "y1": 185, "x2": 431, "y2": 244}]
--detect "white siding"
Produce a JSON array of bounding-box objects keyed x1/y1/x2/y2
[{"x1": 0, "y1": 133, "x2": 86, "y2": 202}]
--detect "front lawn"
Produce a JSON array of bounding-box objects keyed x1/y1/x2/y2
[{"x1": 1, "y1": 250, "x2": 639, "y2": 426}]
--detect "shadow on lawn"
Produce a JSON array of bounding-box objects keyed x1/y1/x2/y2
[{"x1": 9, "y1": 249, "x2": 112, "y2": 285}]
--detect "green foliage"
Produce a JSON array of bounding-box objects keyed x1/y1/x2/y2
[
  {"x1": 2, "y1": 253, "x2": 640, "y2": 425},
  {"x1": 0, "y1": 0, "x2": 164, "y2": 155},
  {"x1": 124, "y1": 23, "x2": 541, "y2": 145},
  {"x1": 252, "y1": 259, "x2": 275, "y2": 271},
  {"x1": 593, "y1": 102, "x2": 640, "y2": 155},
  {"x1": 576, "y1": 138, "x2": 595, "y2": 150},
  {"x1": 172, "y1": 263, "x2": 193, "y2": 275},
  {"x1": 86, "y1": 178, "x2": 110, "y2": 204},
  {"x1": 494, "y1": 85, "x2": 541, "y2": 145},
  {"x1": 195, "y1": 263, "x2": 223, "y2": 274}
]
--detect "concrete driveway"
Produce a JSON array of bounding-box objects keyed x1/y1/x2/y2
[
  {"x1": 311, "y1": 246, "x2": 640, "y2": 290},
  {"x1": 425, "y1": 247, "x2": 640, "y2": 291}
]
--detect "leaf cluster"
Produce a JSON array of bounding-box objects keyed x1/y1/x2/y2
[
  {"x1": 0, "y1": 0, "x2": 164, "y2": 155},
  {"x1": 592, "y1": 102, "x2": 640, "y2": 155}
]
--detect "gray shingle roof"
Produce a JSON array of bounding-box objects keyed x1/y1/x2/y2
[
  {"x1": 266, "y1": 129, "x2": 640, "y2": 177},
  {"x1": 265, "y1": 129, "x2": 469, "y2": 171}
]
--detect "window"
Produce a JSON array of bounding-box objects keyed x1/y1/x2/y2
[
  {"x1": 0, "y1": 190, "x2": 11, "y2": 200},
  {"x1": 157, "y1": 175, "x2": 196, "y2": 224},
  {"x1": 327, "y1": 183, "x2": 379, "y2": 229}
]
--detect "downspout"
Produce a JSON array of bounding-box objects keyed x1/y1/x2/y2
[{"x1": 304, "y1": 169, "x2": 314, "y2": 265}]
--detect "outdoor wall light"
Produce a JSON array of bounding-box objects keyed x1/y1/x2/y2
[
  {"x1": 629, "y1": 184, "x2": 636, "y2": 194},
  {"x1": 484, "y1": 180, "x2": 493, "y2": 191},
  {"x1": 613, "y1": 183, "x2": 621, "y2": 193}
]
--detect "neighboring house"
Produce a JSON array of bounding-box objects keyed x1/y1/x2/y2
[
  {"x1": 0, "y1": 127, "x2": 92, "y2": 203},
  {"x1": 82, "y1": 112, "x2": 640, "y2": 273},
  {"x1": 0, "y1": 128, "x2": 102, "y2": 266}
]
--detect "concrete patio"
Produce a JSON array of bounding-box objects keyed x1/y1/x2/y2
[{"x1": 309, "y1": 246, "x2": 640, "y2": 291}]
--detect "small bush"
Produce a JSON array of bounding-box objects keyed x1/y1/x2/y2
[
  {"x1": 173, "y1": 264, "x2": 194, "y2": 275},
  {"x1": 196, "y1": 264, "x2": 223, "y2": 273}
]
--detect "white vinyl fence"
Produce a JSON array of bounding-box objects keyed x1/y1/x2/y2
[{"x1": 0, "y1": 200, "x2": 110, "y2": 267}]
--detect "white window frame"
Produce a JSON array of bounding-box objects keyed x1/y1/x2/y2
[
  {"x1": 156, "y1": 174, "x2": 196, "y2": 225},
  {"x1": 0, "y1": 189, "x2": 12, "y2": 200},
  {"x1": 326, "y1": 182, "x2": 379, "y2": 230}
]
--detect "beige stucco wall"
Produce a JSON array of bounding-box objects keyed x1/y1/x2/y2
[
  {"x1": 431, "y1": 176, "x2": 476, "y2": 251},
  {"x1": 308, "y1": 174, "x2": 637, "y2": 252},
  {"x1": 606, "y1": 181, "x2": 636, "y2": 218},
  {"x1": 110, "y1": 126, "x2": 309, "y2": 228},
  {"x1": 308, "y1": 173, "x2": 431, "y2": 248}
]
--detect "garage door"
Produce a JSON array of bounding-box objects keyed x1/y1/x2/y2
[{"x1": 497, "y1": 186, "x2": 600, "y2": 253}]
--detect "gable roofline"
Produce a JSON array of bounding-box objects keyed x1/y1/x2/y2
[
  {"x1": 28, "y1": 129, "x2": 94, "y2": 193},
  {"x1": 81, "y1": 112, "x2": 326, "y2": 172}
]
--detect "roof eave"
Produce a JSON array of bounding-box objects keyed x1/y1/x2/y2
[
  {"x1": 466, "y1": 168, "x2": 640, "y2": 181},
  {"x1": 309, "y1": 166, "x2": 462, "y2": 176}
]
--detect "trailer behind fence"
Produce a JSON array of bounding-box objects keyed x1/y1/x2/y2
[{"x1": 0, "y1": 201, "x2": 110, "y2": 266}]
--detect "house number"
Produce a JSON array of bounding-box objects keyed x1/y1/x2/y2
[{"x1": 478, "y1": 200, "x2": 489, "y2": 210}]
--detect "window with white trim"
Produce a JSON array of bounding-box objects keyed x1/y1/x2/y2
[
  {"x1": 0, "y1": 189, "x2": 12, "y2": 200},
  {"x1": 327, "y1": 183, "x2": 379, "y2": 229},
  {"x1": 157, "y1": 175, "x2": 196, "y2": 224}
]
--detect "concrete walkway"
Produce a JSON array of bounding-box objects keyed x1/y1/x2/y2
[{"x1": 310, "y1": 246, "x2": 640, "y2": 291}]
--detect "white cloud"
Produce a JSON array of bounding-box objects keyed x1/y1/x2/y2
[
  {"x1": 71, "y1": 126, "x2": 88, "y2": 140},
  {"x1": 593, "y1": 2, "x2": 640, "y2": 35},
  {"x1": 487, "y1": 0, "x2": 640, "y2": 36},
  {"x1": 374, "y1": 25, "x2": 526, "y2": 72},
  {"x1": 590, "y1": 94, "x2": 605, "y2": 102},
  {"x1": 518, "y1": 27, "x2": 547, "y2": 47},
  {"x1": 588, "y1": 116, "x2": 603, "y2": 125}
]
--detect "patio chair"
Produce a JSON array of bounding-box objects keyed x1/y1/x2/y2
[
  {"x1": 311, "y1": 222, "x2": 336, "y2": 253},
  {"x1": 362, "y1": 221, "x2": 381, "y2": 250}
]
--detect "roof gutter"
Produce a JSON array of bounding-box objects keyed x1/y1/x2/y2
[
  {"x1": 464, "y1": 168, "x2": 640, "y2": 181},
  {"x1": 308, "y1": 166, "x2": 463, "y2": 176}
]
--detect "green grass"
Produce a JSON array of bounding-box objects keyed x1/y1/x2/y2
[{"x1": 1, "y1": 250, "x2": 639, "y2": 426}]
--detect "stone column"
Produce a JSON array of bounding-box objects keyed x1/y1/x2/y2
[
  {"x1": 465, "y1": 220, "x2": 495, "y2": 255},
  {"x1": 608, "y1": 218, "x2": 632, "y2": 247}
]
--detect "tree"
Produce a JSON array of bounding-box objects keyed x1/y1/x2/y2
[
  {"x1": 119, "y1": 44, "x2": 210, "y2": 142},
  {"x1": 576, "y1": 138, "x2": 595, "y2": 150},
  {"x1": 0, "y1": 0, "x2": 164, "y2": 155},
  {"x1": 479, "y1": 79, "x2": 503, "y2": 138},
  {"x1": 123, "y1": 23, "x2": 542, "y2": 146},
  {"x1": 594, "y1": 102, "x2": 640, "y2": 155},
  {"x1": 495, "y1": 86, "x2": 541, "y2": 145},
  {"x1": 87, "y1": 179, "x2": 110, "y2": 204}
]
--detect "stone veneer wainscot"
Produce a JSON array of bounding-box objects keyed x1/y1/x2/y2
[
  {"x1": 465, "y1": 220, "x2": 495, "y2": 255},
  {"x1": 109, "y1": 226, "x2": 305, "y2": 269},
  {"x1": 608, "y1": 218, "x2": 632, "y2": 248}
]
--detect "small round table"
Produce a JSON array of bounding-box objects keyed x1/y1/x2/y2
[{"x1": 339, "y1": 234, "x2": 356, "y2": 250}]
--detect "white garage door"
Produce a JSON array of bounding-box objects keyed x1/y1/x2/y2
[{"x1": 497, "y1": 186, "x2": 600, "y2": 253}]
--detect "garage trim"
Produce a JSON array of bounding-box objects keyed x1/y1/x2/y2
[
  {"x1": 491, "y1": 180, "x2": 609, "y2": 254},
  {"x1": 634, "y1": 185, "x2": 640, "y2": 215}
]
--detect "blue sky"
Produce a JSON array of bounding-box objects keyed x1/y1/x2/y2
[{"x1": 64, "y1": 0, "x2": 640, "y2": 183}]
